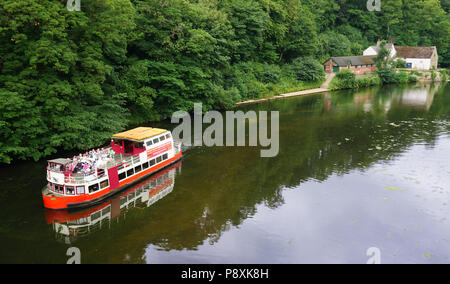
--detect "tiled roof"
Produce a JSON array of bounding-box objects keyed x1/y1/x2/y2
[
  {"x1": 395, "y1": 46, "x2": 436, "y2": 59},
  {"x1": 329, "y1": 56, "x2": 377, "y2": 66}
]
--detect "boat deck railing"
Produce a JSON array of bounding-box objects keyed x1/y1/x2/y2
[
  {"x1": 52, "y1": 141, "x2": 181, "y2": 185},
  {"x1": 63, "y1": 151, "x2": 138, "y2": 185}
]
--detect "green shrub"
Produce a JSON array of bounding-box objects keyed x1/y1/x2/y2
[
  {"x1": 394, "y1": 59, "x2": 407, "y2": 68},
  {"x1": 356, "y1": 76, "x2": 381, "y2": 88},
  {"x1": 259, "y1": 64, "x2": 282, "y2": 84},
  {"x1": 377, "y1": 68, "x2": 398, "y2": 84},
  {"x1": 330, "y1": 69, "x2": 357, "y2": 89},
  {"x1": 439, "y1": 69, "x2": 448, "y2": 81},
  {"x1": 408, "y1": 75, "x2": 418, "y2": 83},
  {"x1": 288, "y1": 57, "x2": 325, "y2": 82},
  {"x1": 396, "y1": 71, "x2": 409, "y2": 84},
  {"x1": 431, "y1": 71, "x2": 437, "y2": 82}
]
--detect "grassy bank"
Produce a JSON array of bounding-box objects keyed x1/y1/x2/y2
[{"x1": 328, "y1": 69, "x2": 422, "y2": 91}]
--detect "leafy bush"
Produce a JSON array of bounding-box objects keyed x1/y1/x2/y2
[
  {"x1": 439, "y1": 69, "x2": 448, "y2": 81},
  {"x1": 330, "y1": 69, "x2": 357, "y2": 90},
  {"x1": 288, "y1": 57, "x2": 325, "y2": 82},
  {"x1": 431, "y1": 71, "x2": 437, "y2": 82},
  {"x1": 377, "y1": 68, "x2": 398, "y2": 84},
  {"x1": 396, "y1": 71, "x2": 410, "y2": 84},
  {"x1": 356, "y1": 76, "x2": 381, "y2": 88},
  {"x1": 408, "y1": 75, "x2": 418, "y2": 83},
  {"x1": 393, "y1": 59, "x2": 407, "y2": 68},
  {"x1": 259, "y1": 64, "x2": 282, "y2": 84}
]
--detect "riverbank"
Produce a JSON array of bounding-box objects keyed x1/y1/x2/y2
[
  {"x1": 235, "y1": 73, "x2": 335, "y2": 106},
  {"x1": 235, "y1": 69, "x2": 448, "y2": 106},
  {"x1": 235, "y1": 87, "x2": 330, "y2": 106}
]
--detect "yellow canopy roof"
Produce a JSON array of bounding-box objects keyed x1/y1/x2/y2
[{"x1": 112, "y1": 127, "x2": 167, "y2": 141}]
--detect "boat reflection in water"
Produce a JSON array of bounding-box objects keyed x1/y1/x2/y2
[{"x1": 45, "y1": 161, "x2": 182, "y2": 244}]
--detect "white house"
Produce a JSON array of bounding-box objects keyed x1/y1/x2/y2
[
  {"x1": 363, "y1": 40, "x2": 397, "y2": 58},
  {"x1": 363, "y1": 41, "x2": 438, "y2": 70},
  {"x1": 394, "y1": 46, "x2": 438, "y2": 70}
]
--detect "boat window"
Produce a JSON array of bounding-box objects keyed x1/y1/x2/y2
[
  {"x1": 166, "y1": 134, "x2": 171, "y2": 139},
  {"x1": 162, "y1": 154, "x2": 168, "y2": 160},
  {"x1": 89, "y1": 183, "x2": 99, "y2": 193},
  {"x1": 156, "y1": 156, "x2": 162, "y2": 163},
  {"x1": 76, "y1": 186, "x2": 85, "y2": 195},
  {"x1": 150, "y1": 159, "x2": 156, "y2": 166},
  {"x1": 160, "y1": 136, "x2": 166, "y2": 142},
  {"x1": 136, "y1": 142, "x2": 144, "y2": 149},
  {"x1": 127, "y1": 168, "x2": 134, "y2": 177},
  {"x1": 146, "y1": 140, "x2": 153, "y2": 147},
  {"x1": 55, "y1": 184, "x2": 64, "y2": 194},
  {"x1": 100, "y1": 180, "x2": 109, "y2": 189},
  {"x1": 142, "y1": 162, "x2": 149, "y2": 169},
  {"x1": 66, "y1": 186, "x2": 75, "y2": 195},
  {"x1": 153, "y1": 138, "x2": 159, "y2": 144},
  {"x1": 135, "y1": 165, "x2": 142, "y2": 173},
  {"x1": 118, "y1": 172, "x2": 126, "y2": 181}
]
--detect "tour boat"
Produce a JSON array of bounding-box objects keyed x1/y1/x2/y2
[
  {"x1": 42, "y1": 127, "x2": 183, "y2": 210},
  {"x1": 45, "y1": 162, "x2": 181, "y2": 243}
]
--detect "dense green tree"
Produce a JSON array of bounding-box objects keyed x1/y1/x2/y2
[
  {"x1": 0, "y1": 0, "x2": 135, "y2": 163},
  {"x1": 1, "y1": 0, "x2": 449, "y2": 163}
]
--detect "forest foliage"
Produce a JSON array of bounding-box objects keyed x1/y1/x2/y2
[{"x1": 1, "y1": 0, "x2": 449, "y2": 163}]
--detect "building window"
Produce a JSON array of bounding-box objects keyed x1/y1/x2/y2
[
  {"x1": 100, "y1": 179, "x2": 109, "y2": 189},
  {"x1": 66, "y1": 186, "x2": 75, "y2": 195},
  {"x1": 89, "y1": 183, "x2": 99, "y2": 193}
]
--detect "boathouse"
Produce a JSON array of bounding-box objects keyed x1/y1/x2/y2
[{"x1": 323, "y1": 56, "x2": 378, "y2": 74}]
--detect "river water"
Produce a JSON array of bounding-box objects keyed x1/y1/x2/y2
[{"x1": 0, "y1": 83, "x2": 449, "y2": 264}]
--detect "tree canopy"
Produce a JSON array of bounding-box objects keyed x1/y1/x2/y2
[{"x1": 1, "y1": 0, "x2": 449, "y2": 163}]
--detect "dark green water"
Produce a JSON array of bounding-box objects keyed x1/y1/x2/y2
[{"x1": 1, "y1": 83, "x2": 449, "y2": 264}]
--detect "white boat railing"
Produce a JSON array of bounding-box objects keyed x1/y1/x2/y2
[{"x1": 51, "y1": 139, "x2": 179, "y2": 185}]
